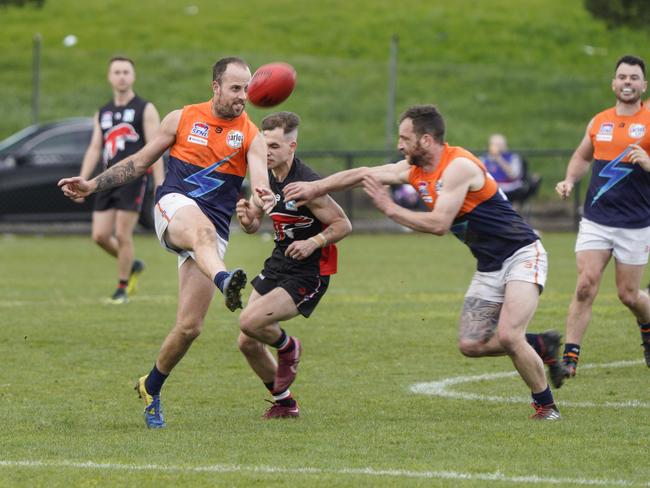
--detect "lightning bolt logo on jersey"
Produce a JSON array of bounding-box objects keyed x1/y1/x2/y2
[
  {"x1": 183, "y1": 150, "x2": 238, "y2": 197},
  {"x1": 156, "y1": 101, "x2": 259, "y2": 240},
  {"x1": 585, "y1": 105, "x2": 650, "y2": 228},
  {"x1": 590, "y1": 144, "x2": 634, "y2": 206}
]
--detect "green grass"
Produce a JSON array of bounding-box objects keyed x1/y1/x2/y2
[
  {"x1": 3, "y1": 0, "x2": 649, "y2": 202},
  {"x1": 1, "y1": 231, "x2": 649, "y2": 487},
  {"x1": 2, "y1": 0, "x2": 650, "y2": 154}
]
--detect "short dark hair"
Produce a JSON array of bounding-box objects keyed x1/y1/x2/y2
[
  {"x1": 615, "y1": 55, "x2": 645, "y2": 77},
  {"x1": 212, "y1": 56, "x2": 249, "y2": 83},
  {"x1": 109, "y1": 56, "x2": 135, "y2": 68},
  {"x1": 399, "y1": 105, "x2": 445, "y2": 143},
  {"x1": 261, "y1": 111, "x2": 301, "y2": 134}
]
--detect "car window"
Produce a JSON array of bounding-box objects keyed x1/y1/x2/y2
[
  {"x1": 0, "y1": 125, "x2": 39, "y2": 154},
  {"x1": 30, "y1": 130, "x2": 91, "y2": 155}
]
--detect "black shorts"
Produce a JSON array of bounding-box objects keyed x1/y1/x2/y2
[
  {"x1": 251, "y1": 269, "x2": 330, "y2": 318},
  {"x1": 93, "y1": 175, "x2": 148, "y2": 212}
]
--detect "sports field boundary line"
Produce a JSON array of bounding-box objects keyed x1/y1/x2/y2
[
  {"x1": 0, "y1": 459, "x2": 648, "y2": 486},
  {"x1": 410, "y1": 359, "x2": 649, "y2": 408}
]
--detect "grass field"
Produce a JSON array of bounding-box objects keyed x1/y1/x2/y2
[{"x1": 1, "y1": 231, "x2": 649, "y2": 487}]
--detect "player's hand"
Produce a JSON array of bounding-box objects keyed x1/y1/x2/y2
[
  {"x1": 362, "y1": 174, "x2": 394, "y2": 213},
  {"x1": 283, "y1": 181, "x2": 319, "y2": 206},
  {"x1": 58, "y1": 176, "x2": 96, "y2": 199},
  {"x1": 555, "y1": 180, "x2": 573, "y2": 200},
  {"x1": 629, "y1": 144, "x2": 650, "y2": 171},
  {"x1": 254, "y1": 186, "x2": 275, "y2": 214},
  {"x1": 236, "y1": 198, "x2": 255, "y2": 226},
  {"x1": 73, "y1": 197, "x2": 85, "y2": 204},
  {"x1": 285, "y1": 239, "x2": 317, "y2": 261}
]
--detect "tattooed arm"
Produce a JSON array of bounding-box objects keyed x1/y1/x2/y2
[{"x1": 58, "y1": 110, "x2": 180, "y2": 199}]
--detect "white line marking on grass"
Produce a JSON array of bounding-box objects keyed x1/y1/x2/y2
[
  {"x1": 411, "y1": 359, "x2": 649, "y2": 407},
  {"x1": 0, "y1": 459, "x2": 648, "y2": 486}
]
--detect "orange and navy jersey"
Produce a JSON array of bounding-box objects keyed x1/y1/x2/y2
[
  {"x1": 408, "y1": 144, "x2": 537, "y2": 272},
  {"x1": 264, "y1": 158, "x2": 337, "y2": 276},
  {"x1": 157, "y1": 101, "x2": 259, "y2": 240},
  {"x1": 585, "y1": 104, "x2": 650, "y2": 228}
]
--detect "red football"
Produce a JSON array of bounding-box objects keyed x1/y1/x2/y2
[{"x1": 248, "y1": 62, "x2": 296, "y2": 108}]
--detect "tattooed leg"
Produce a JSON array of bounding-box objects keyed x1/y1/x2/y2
[{"x1": 457, "y1": 297, "x2": 506, "y2": 357}]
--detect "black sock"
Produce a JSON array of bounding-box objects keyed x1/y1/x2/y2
[
  {"x1": 531, "y1": 385, "x2": 555, "y2": 407},
  {"x1": 563, "y1": 343, "x2": 580, "y2": 365},
  {"x1": 639, "y1": 321, "x2": 650, "y2": 344},
  {"x1": 271, "y1": 329, "x2": 291, "y2": 350},
  {"x1": 144, "y1": 365, "x2": 168, "y2": 396},
  {"x1": 213, "y1": 271, "x2": 230, "y2": 293}
]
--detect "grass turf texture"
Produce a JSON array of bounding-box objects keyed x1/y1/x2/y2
[{"x1": 1, "y1": 231, "x2": 649, "y2": 487}]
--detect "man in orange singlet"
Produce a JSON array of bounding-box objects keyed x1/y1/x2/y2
[
  {"x1": 284, "y1": 105, "x2": 562, "y2": 420},
  {"x1": 59, "y1": 57, "x2": 275, "y2": 428},
  {"x1": 556, "y1": 55, "x2": 650, "y2": 383}
]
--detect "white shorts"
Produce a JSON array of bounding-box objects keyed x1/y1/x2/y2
[
  {"x1": 154, "y1": 192, "x2": 228, "y2": 268},
  {"x1": 575, "y1": 218, "x2": 650, "y2": 265},
  {"x1": 465, "y1": 240, "x2": 548, "y2": 304}
]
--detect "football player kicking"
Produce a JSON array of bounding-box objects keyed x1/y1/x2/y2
[{"x1": 236, "y1": 111, "x2": 352, "y2": 418}]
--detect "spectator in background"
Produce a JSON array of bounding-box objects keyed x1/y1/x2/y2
[
  {"x1": 480, "y1": 134, "x2": 540, "y2": 214},
  {"x1": 76, "y1": 56, "x2": 165, "y2": 303}
]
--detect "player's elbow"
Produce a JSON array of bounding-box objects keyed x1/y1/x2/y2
[
  {"x1": 340, "y1": 218, "x2": 353, "y2": 238},
  {"x1": 430, "y1": 226, "x2": 449, "y2": 236},
  {"x1": 424, "y1": 219, "x2": 450, "y2": 236}
]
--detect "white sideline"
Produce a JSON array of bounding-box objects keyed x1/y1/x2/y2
[
  {"x1": 410, "y1": 359, "x2": 650, "y2": 408},
  {"x1": 0, "y1": 459, "x2": 648, "y2": 486}
]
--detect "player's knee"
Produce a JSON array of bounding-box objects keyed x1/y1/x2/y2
[
  {"x1": 617, "y1": 288, "x2": 638, "y2": 309},
  {"x1": 114, "y1": 231, "x2": 133, "y2": 246},
  {"x1": 575, "y1": 279, "x2": 598, "y2": 303},
  {"x1": 237, "y1": 333, "x2": 262, "y2": 356},
  {"x1": 496, "y1": 329, "x2": 519, "y2": 353},
  {"x1": 196, "y1": 226, "x2": 218, "y2": 247},
  {"x1": 92, "y1": 231, "x2": 111, "y2": 247},
  {"x1": 238, "y1": 309, "x2": 260, "y2": 336},
  {"x1": 175, "y1": 319, "x2": 203, "y2": 342},
  {"x1": 458, "y1": 339, "x2": 484, "y2": 357}
]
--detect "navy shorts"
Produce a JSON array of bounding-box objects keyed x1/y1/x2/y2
[{"x1": 251, "y1": 269, "x2": 330, "y2": 318}]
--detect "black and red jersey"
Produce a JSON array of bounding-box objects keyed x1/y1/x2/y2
[
  {"x1": 265, "y1": 157, "x2": 337, "y2": 276},
  {"x1": 98, "y1": 95, "x2": 148, "y2": 169}
]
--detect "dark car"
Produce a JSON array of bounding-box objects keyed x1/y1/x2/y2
[{"x1": 0, "y1": 117, "x2": 155, "y2": 228}]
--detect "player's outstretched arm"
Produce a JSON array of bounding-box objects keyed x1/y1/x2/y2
[
  {"x1": 284, "y1": 195, "x2": 352, "y2": 261},
  {"x1": 284, "y1": 160, "x2": 411, "y2": 206},
  {"x1": 144, "y1": 102, "x2": 166, "y2": 188},
  {"x1": 59, "y1": 110, "x2": 180, "y2": 199},
  {"x1": 363, "y1": 158, "x2": 474, "y2": 235},
  {"x1": 556, "y1": 120, "x2": 594, "y2": 200},
  {"x1": 247, "y1": 133, "x2": 274, "y2": 213}
]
